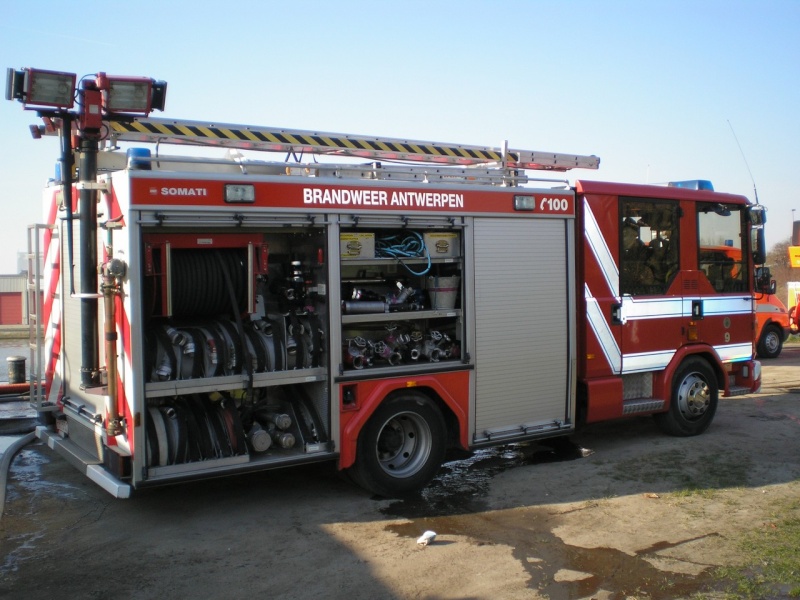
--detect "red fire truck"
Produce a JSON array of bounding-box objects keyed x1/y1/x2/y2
[{"x1": 9, "y1": 69, "x2": 768, "y2": 498}]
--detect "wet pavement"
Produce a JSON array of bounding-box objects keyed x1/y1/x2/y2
[
  {"x1": 381, "y1": 439, "x2": 593, "y2": 520},
  {"x1": 0, "y1": 396, "x2": 36, "y2": 437}
]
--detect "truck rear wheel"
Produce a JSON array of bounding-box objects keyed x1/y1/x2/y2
[
  {"x1": 349, "y1": 393, "x2": 446, "y2": 497},
  {"x1": 757, "y1": 324, "x2": 783, "y2": 359},
  {"x1": 654, "y1": 356, "x2": 718, "y2": 437}
]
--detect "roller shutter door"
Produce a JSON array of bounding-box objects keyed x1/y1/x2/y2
[
  {"x1": 473, "y1": 217, "x2": 572, "y2": 440},
  {"x1": 0, "y1": 293, "x2": 22, "y2": 325}
]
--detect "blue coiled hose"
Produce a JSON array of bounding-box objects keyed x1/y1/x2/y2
[{"x1": 375, "y1": 231, "x2": 431, "y2": 276}]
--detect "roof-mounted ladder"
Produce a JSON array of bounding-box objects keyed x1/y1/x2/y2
[{"x1": 107, "y1": 117, "x2": 600, "y2": 172}]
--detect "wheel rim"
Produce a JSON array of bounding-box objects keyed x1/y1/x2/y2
[
  {"x1": 375, "y1": 411, "x2": 433, "y2": 477},
  {"x1": 676, "y1": 372, "x2": 711, "y2": 421},
  {"x1": 764, "y1": 330, "x2": 780, "y2": 355}
]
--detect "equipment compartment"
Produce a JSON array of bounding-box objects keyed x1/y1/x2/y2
[
  {"x1": 144, "y1": 381, "x2": 331, "y2": 478},
  {"x1": 339, "y1": 228, "x2": 464, "y2": 372},
  {"x1": 142, "y1": 228, "x2": 327, "y2": 388},
  {"x1": 141, "y1": 227, "x2": 333, "y2": 478}
]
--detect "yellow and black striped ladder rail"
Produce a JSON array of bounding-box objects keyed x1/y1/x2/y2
[{"x1": 107, "y1": 118, "x2": 599, "y2": 172}]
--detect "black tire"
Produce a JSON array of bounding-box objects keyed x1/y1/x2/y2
[
  {"x1": 756, "y1": 324, "x2": 783, "y2": 359},
  {"x1": 654, "y1": 356, "x2": 718, "y2": 437},
  {"x1": 349, "y1": 393, "x2": 446, "y2": 497}
]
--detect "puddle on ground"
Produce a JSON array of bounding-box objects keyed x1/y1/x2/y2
[
  {"x1": 382, "y1": 438, "x2": 727, "y2": 599},
  {"x1": 389, "y1": 514, "x2": 723, "y2": 599},
  {"x1": 5, "y1": 445, "x2": 81, "y2": 504},
  {"x1": 1, "y1": 530, "x2": 45, "y2": 573},
  {"x1": 381, "y1": 437, "x2": 591, "y2": 519}
]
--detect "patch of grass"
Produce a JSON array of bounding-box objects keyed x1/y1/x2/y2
[
  {"x1": 670, "y1": 486, "x2": 718, "y2": 500},
  {"x1": 713, "y1": 499, "x2": 800, "y2": 599}
]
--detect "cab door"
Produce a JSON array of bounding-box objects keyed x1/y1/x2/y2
[
  {"x1": 694, "y1": 203, "x2": 754, "y2": 361},
  {"x1": 617, "y1": 197, "x2": 683, "y2": 374}
]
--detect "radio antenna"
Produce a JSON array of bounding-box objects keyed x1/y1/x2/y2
[{"x1": 727, "y1": 120, "x2": 759, "y2": 205}]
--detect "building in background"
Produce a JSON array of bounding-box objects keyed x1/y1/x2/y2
[
  {"x1": 16, "y1": 251, "x2": 28, "y2": 275},
  {"x1": 0, "y1": 274, "x2": 27, "y2": 325}
]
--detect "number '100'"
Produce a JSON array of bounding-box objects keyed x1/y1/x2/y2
[{"x1": 540, "y1": 197, "x2": 569, "y2": 211}]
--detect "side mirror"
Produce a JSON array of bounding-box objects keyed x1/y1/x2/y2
[
  {"x1": 749, "y1": 205, "x2": 767, "y2": 226},
  {"x1": 751, "y1": 226, "x2": 767, "y2": 265}
]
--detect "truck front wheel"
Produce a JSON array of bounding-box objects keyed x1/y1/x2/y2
[
  {"x1": 654, "y1": 356, "x2": 718, "y2": 437},
  {"x1": 757, "y1": 324, "x2": 783, "y2": 359},
  {"x1": 349, "y1": 393, "x2": 446, "y2": 497}
]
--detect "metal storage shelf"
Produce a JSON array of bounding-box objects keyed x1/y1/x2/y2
[
  {"x1": 341, "y1": 308, "x2": 461, "y2": 324},
  {"x1": 340, "y1": 256, "x2": 460, "y2": 267},
  {"x1": 144, "y1": 444, "x2": 337, "y2": 482},
  {"x1": 145, "y1": 368, "x2": 327, "y2": 398},
  {"x1": 147, "y1": 453, "x2": 250, "y2": 478},
  {"x1": 337, "y1": 360, "x2": 471, "y2": 380}
]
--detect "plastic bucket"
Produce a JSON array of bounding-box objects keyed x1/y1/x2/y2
[{"x1": 427, "y1": 276, "x2": 460, "y2": 310}]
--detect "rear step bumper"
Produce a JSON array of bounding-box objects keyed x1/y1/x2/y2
[
  {"x1": 726, "y1": 385, "x2": 751, "y2": 397},
  {"x1": 36, "y1": 426, "x2": 131, "y2": 499}
]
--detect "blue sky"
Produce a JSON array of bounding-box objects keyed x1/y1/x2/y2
[{"x1": 1, "y1": 0, "x2": 798, "y2": 275}]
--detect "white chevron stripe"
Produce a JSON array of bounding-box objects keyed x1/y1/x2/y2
[
  {"x1": 714, "y1": 342, "x2": 754, "y2": 362},
  {"x1": 620, "y1": 295, "x2": 753, "y2": 320},
  {"x1": 583, "y1": 199, "x2": 619, "y2": 298},
  {"x1": 695, "y1": 296, "x2": 753, "y2": 316},
  {"x1": 585, "y1": 283, "x2": 621, "y2": 374},
  {"x1": 623, "y1": 350, "x2": 676, "y2": 372}
]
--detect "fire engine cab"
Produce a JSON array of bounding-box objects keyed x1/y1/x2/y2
[{"x1": 8, "y1": 68, "x2": 768, "y2": 498}]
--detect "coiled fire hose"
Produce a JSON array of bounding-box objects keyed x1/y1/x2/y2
[{"x1": 375, "y1": 231, "x2": 431, "y2": 276}]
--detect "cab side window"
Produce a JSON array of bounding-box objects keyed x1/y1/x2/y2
[
  {"x1": 697, "y1": 203, "x2": 747, "y2": 292},
  {"x1": 619, "y1": 198, "x2": 679, "y2": 296}
]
